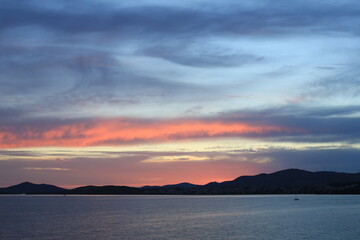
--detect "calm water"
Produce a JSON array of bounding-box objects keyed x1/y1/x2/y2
[{"x1": 1, "y1": 195, "x2": 360, "y2": 240}]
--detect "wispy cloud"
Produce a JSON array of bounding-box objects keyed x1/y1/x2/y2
[
  {"x1": 1, "y1": 0, "x2": 360, "y2": 119},
  {"x1": 2, "y1": 105, "x2": 360, "y2": 148},
  {"x1": 24, "y1": 167, "x2": 72, "y2": 171},
  {"x1": 140, "y1": 44, "x2": 264, "y2": 68},
  {"x1": 2, "y1": 0, "x2": 360, "y2": 37},
  {"x1": 0, "y1": 116, "x2": 290, "y2": 148},
  {"x1": 142, "y1": 155, "x2": 211, "y2": 163}
]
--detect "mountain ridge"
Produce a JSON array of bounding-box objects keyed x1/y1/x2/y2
[
  {"x1": 2, "y1": 169, "x2": 360, "y2": 194},
  {"x1": 1, "y1": 181, "x2": 66, "y2": 194}
]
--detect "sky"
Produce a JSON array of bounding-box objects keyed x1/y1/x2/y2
[{"x1": 1, "y1": 0, "x2": 360, "y2": 188}]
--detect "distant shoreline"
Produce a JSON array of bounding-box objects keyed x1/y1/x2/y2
[
  {"x1": 1, "y1": 193, "x2": 360, "y2": 196},
  {"x1": 2, "y1": 169, "x2": 360, "y2": 195}
]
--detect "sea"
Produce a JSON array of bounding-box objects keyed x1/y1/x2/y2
[{"x1": 1, "y1": 195, "x2": 360, "y2": 240}]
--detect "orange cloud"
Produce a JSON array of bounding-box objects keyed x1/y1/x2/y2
[{"x1": 0, "y1": 118, "x2": 295, "y2": 148}]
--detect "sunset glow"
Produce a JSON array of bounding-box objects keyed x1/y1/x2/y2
[
  {"x1": 0, "y1": 118, "x2": 292, "y2": 148},
  {"x1": 1, "y1": 0, "x2": 360, "y2": 187}
]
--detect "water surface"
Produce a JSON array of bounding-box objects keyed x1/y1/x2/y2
[{"x1": 1, "y1": 195, "x2": 359, "y2": 240}]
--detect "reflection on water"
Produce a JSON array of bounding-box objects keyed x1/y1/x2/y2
[{"x1": 1, "y1": 195, "x2": 360, "y2": 240}]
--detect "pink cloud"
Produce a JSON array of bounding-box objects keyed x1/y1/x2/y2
[{"x1": 0, "y1": 117, "x2": 297, "y2": 148}]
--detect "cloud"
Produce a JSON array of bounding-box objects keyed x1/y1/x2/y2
[
  {"x1": 0, "y1": 43, "x2": 210, "y2": 118},
  {"x1": 2, "y1": 104, "x2": 360, "y2": 148},
  {"x1": 142, "y1": 155, "x2": 211, "y2": 163},
  {"x1": 24, "y1": 167, "x2": 71, "y2": 171},
  {"x1": 226, "y1": 105, "x2": 360, "y2": 143},
  {"x1": 1, "y1": 1, "x2": 360, "y2": 147},
  {"x1": 1, "y1": 0, "x2": 360, "y2": 119},
  {"x1": 141, "y1": 44, "x2": 264, "y2": 68},
  {"x1": 2, "y1": 0, "x2": 360, "y2": 37},
  {"x1": 306, "y1": 67, "x2": 360, "y2": 98},
  {"x1": 0, "y1": 117, "x2": 290, "y2": 148},
  {"x1": 0, "y1": 107, "x2": 29, "y2": 122},
  {"x1": 0, "y1": 44, "x2": 188, "y2": 93},
  {"x1": 256, "y1": 148, "x2": 360, "y2": 173}
]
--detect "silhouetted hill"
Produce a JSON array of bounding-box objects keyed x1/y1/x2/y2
[
  {"x1": 141, "y1": 182, "x2": 200, "y2": 189},
  {"x1": 68, "y1": 185, "x2": 142, "y2": 194},
  {"x1": 209, "y1": 169, "x2": 360, "y2": 188},
  {"x1": 2, "y1": 169, "x2": 360, "y2": 195},
  {"x1": 164, "y1": 182, "x2": 201, "y2": 188},
  {"x1": 0, "y1": 181, "x2": 66, "y2": 194}
]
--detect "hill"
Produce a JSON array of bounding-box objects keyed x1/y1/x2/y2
[
  {"x1": 2, "y1": 169, "x2": 360, "y2": 194},
  {"x1": 141, "y1": 182, "x2": 200, "y2": 189},
  {"x1": 0, "y1": 181, "x2": 66, "y2": 194},
  {"x1": 200, "y1": 169, "x2": 360, "y2": 194},
  {"x1": 68, "y1": 185, "x2": 142, "y2": 194},
  {"x1": 206, "y1": 169, "x2": 360, "y2": 188}
]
